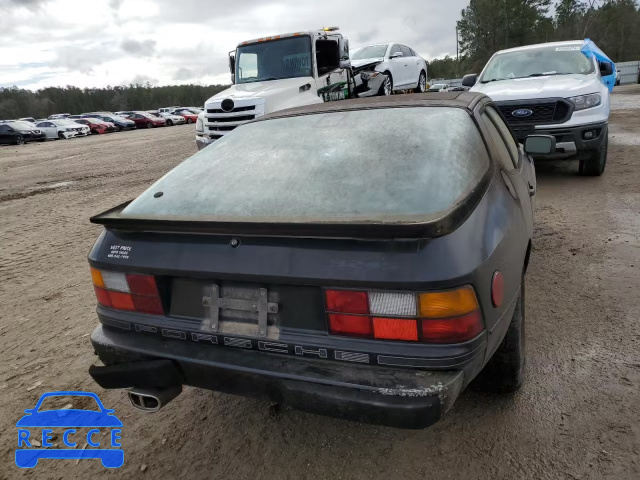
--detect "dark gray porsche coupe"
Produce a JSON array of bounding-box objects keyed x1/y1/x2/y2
[{"x1": 87, "y1": 92, "x2": 551, "y2": 429}]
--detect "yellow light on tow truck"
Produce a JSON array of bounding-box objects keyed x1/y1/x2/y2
[{"x1": 322, "y1": 26, "x2": 339, "y2": 32}]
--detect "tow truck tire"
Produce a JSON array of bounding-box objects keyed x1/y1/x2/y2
[
  {"x1": 579, "y1": 130, "x2": 608, "y2": 176},
  {"x1": 415, "y1": 71, "x2": 427, "y2": 93},
  {"x1": 379, "y1": 73, "x2": 393, "y2": 96},
  {"x1": 472, "y1": 275, "x2": 525, "y2": 393}
]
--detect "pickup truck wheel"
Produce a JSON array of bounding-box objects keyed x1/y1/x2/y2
[
  {"x1": 579, "y1": 131, "x2": 608, "y2": 176},
  {"x1": 378, "y1": 73, "x2": 393, "y2": 96},
  {"x1": 415, "y1": 71, "x2": 427, "y2": 93},
  {"x1": 472, "y1": 275, "x2": 525, "y2": 393}
]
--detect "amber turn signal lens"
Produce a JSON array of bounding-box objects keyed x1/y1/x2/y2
[
  {"x1": 418, "y1": 286, "x2": 479, "y2": 318},
  {"x1": 90, "y1": 267, "x2": 104, "y2": 288}
]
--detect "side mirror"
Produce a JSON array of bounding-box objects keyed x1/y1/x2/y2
[
  {"x1": 390, "y1": 52, "x2": 403, "y2": 59},
  {"x1": 599, "y1": 61, "x2": 613, "y2": 77},
  {"x1": 462, "y1": 73, "x2": 478, "y2": 87},
  {"x1": 524, "y1": 135, "x2": 556, "y2": 155}
]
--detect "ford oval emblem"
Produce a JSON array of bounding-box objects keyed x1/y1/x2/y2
[{"x1": 512, "y1": 108, "x2": 533, "y2": 118}]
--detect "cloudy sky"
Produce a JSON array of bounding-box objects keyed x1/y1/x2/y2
[{"x1": 0, "y1": 0, "x2": 469, "y2": 90}]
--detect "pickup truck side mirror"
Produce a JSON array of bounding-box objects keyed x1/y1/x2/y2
[
  {"x1": 599, "y1": 61, "x2": 613, "y2": 77},
  {"x1": 524, "y1": 135, "x2": 556, "y2": 155},
  {"x1": 390, "y1": 52, "x2": 403, "y2": 59},
  {"x1": 462, "y1": 73, "x2": 478, "y2": 87}
]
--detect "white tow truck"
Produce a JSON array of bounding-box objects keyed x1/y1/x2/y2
[{"x1": 196, "y1": 27, "x2": 386, "y2": 150}]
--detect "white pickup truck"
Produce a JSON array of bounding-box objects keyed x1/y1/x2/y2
[
  {"x1": 463, "y1": 40, "x2": 615, "y2": 176},
  {"x1": 196, "y1": 28, "x2": 386, "y2": 150}
]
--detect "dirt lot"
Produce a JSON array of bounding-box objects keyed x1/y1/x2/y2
[{"x1": 1, "y1": 86, "x2": 639, "y2": 479}]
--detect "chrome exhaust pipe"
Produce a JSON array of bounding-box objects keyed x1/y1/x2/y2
[{"x1": 128, "y1": 385, "x2": 182, "y2": 413}]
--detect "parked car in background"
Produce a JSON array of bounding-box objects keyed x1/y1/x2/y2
[
  {"x1": 48, "y1": 113, "x2": 71, "y2": 120},
  {"x1": 615, "y1": 68, "x2": 620, "y2": 86},
  {"x1": 88, "y1": 92, "x2": 541, "y2": 429},
  {"x1": 19, "y1": 117, "x2": 37, "y2": 123},
  {"x1": 83, "y1": 113, "x2": 136, "y2": 132},
  {"x1": 351, "y1": 43, "x2": 428, "y2": 95},
  {"x1": 171, "y1": 109, "x2": 198, "y2": 124},
  {"x1": 0, "y1": 121, "x2": 46, "y2": 144},
  {"x1": 126, "y1": 112, "x2": 167, "y2": 128},
  {"x1": 464, "y1": 39, "x2": 614, "y2": 176},
  {"x1": 154, "y1": 111, "x2": 186, "y2": 126},
  {"x1": 159, "y1": 106, "x2": 181, "y2": 114},
  {"x1": 427, "y1": 83, "x2": 450, "y2": 92},
  {"x1": 74, "y1": 118, "x2": 116, "y2": 134},
  {"x1": 186, "y1": 107, "x2": 203, "y2": 113},
  {"x1": 36, "y1": 119, "x2": 90, "y2": 139},
  {"x1": 68, "y1": 115, "x2": 82, "y2": 119}
]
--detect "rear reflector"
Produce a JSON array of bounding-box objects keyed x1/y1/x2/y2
[
  {"x1": 418, "y1": 286, "x2": 478, "y2": 318},
  {"x1": 325, "y1": 290, "x2": 369, "y2": 314},
  {"x1": 90, "y1": 268, "x2": 163, "y2": 316},
  {"x1": 328, "y1": 314, "x2": 372, "y2": 337},
  {"x1": 373, "y1": 317, "x2": 418, "y2": 341},
  {"x1": 491, "y1": 271, "x2": 504, "y2": 307},
  {"x1": 420, "y1": 311, "x2": 483, "y2": 343}
]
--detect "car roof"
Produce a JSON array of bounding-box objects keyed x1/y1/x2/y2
[{"x1": 258, "y1": 92, "x2": 487, "y2": 122}]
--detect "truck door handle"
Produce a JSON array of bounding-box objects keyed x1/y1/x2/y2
[{"x1": 528, "y1": 182, "x2": 536, "y2": 196}]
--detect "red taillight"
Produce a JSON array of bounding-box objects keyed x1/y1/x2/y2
[
  {"x1": 373, "y1": 317, "x2": 418, "y2": 341},
  {"x1": 325, "y1": 290, "x2": 369, "y2": 314},
  {"x1": 420, "y1": 311, "x2": 483, "y2": 343},
  {"x1": 325, "y1": 287, "x2": 485, "y2": 343},
  {"x1": 90, "y1": 268, "x2": 163, "y2": 315},
  {"x1": 328, "y1": 314, "x2": 372, "y2": 337}
]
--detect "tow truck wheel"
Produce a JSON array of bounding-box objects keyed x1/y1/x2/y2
[
  {"x1": 416, "y1": 71, "x2": 427, "y2": 93},
  {"x1": 379, "y1": 73, "x2": 393, "y2": 96},
  {"x1": 579, "y1": 131, "x2": 608, "y2": 176},
  {"x1": 471, "y1": 274, "x2": 526, "y2": 393}
]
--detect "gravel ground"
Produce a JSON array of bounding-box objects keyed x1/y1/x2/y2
[{"x1": 1, "y1": 86, "x2": 639, "y2": 479}]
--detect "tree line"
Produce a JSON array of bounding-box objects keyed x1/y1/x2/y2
[
  {"x1": 0, "y1": 83, "x2": 229, "y2": 120},
  {"x1": 428, "y1": 0, "x2": 640, "y2": 79}
]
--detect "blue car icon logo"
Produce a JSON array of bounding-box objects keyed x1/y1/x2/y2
[{"x1": 16, "y1": 391, "x2": 123, "y2": 468}]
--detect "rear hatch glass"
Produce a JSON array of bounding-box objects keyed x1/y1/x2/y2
[{"x1": 122, "y1": 107, "x2": 489, "y2": 224}]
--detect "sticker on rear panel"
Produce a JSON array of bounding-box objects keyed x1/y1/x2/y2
[{"x1": 107, "y1": 245, "x2": 131, "y2": 260}]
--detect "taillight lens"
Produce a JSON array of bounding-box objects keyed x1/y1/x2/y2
[
  {"x1": 90, "y1": 268, "x2": 163, "y2": 315},
  {"x1": 325, "y1": 286, "x2": 484, "y2": 344}
]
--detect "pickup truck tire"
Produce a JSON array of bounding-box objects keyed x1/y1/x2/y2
[
  {"x1": 471, "y1": 275, "x2": 525, "y2": 393},
  {"x1": 415, "y1": 71, "x2": 427, "y2": 93},
  {"x1": 379, "y1": 73, "x2": 393, "y2": 96},
  {"x1": 579, "y1": 130, "x2": 608, "y2": 176}
]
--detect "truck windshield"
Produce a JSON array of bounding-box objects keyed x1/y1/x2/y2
[
  {"x1": 480, "y1": 44, "x2": 595, "y2": 83},
  {"x1": 235, "y1": 36, "x2": 313, "y2": 84}
]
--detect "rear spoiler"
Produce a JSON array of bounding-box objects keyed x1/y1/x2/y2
[{"x1": 90, "y1": 172, "x2": 491, "y2": 241}]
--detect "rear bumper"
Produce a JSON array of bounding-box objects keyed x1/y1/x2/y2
[{"x1": 89, "y1": 325, "x2": 466, "y2": 429}]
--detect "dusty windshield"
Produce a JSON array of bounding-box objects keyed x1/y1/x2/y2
[
  {"x1": 235, "y1": 36, "x2": 312, "y2": 84},
  {"x1": 480, "y1": 45, "x2": 595, "y2": 82},
  {"x1": 123, "y1": 107, "x2": 489, "y2": 223}
]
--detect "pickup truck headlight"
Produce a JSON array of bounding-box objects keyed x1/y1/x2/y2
[
  {"x1": 568, "y1": 93, "x2": 601, "y2": 111},
  {"x1": 196, "y1": 115, "x2": 204, "y2": 132}
]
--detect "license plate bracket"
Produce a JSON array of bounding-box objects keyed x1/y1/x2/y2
[{"x1": 202, "y1": 284, "x2": 278, "y2": 336}]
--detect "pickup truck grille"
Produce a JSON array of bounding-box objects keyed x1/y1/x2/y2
[
  {"x1": 203, "y1": 100, "x2": 264, "y2": 139},
  {"x1": 497, "y1": 99, "x2": 572, "y2": 127}
]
